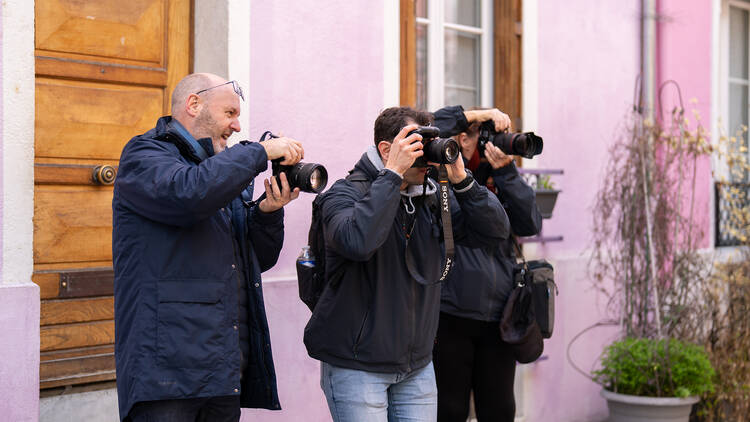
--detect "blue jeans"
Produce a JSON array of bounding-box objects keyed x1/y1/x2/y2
[{"x1": 320, "y1": 361, "x2": 438, "y2": 422}]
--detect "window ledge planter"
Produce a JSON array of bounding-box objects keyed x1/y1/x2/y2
[
  {"x1": 601, "y1": 390, "x2": 699, "y2": 422},
  {"x1": 534, "y1": 188, "x2": 560, "y2": 219}
]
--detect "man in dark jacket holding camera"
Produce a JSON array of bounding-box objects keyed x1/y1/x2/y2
[
  {"x1": 113, "y1": 73, "x2": 303, "y2": 422},
  {"x1": 432, "y1": 105, "x2": 543, "y2": 422},
  {"x1": 303, "y1": 107, "x2": 510, "y2": 421}
]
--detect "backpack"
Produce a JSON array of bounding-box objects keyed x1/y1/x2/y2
[{"x1": 296, "y1": 170, "x2": 371, "y2": 312}]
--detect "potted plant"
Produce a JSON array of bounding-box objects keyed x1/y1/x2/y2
[
  {"x1": 589, "y1": 85, "x2": 715, "y2": 421},
  {"x1": 593, "y1": 338, "x2": 714, "y2": 422},
  {"x1": 533, "y1": 174, "x2": 560, "y2": 219}
]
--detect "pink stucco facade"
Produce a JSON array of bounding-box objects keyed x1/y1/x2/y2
[{"x1": 243, "y1": 1, "x2": 386, "y2": 420}]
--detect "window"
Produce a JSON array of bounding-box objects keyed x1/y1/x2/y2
[
  {"x1": 717, "y1": 1, "x2": 750, "y2": 246},
  {"x1": 413, "y1": 0, "x2": 493, "y2": 111},
  {"x1": 401, "y1": 0, "x2": 522, "y2": 128},
  {"x1": 729, "y1": 2, "x2": 749, "y2": 165}
]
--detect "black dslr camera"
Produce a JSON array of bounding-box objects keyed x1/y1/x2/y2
[
  {"x1": 259, "y1": 131, "x2": 329, "y2": 194},
  {"x1": 477, "y1": 121, "x2": 543, "y2": 159},
  {"x1": 407, "y1": 126, "x2": 460, "y2": 167}
]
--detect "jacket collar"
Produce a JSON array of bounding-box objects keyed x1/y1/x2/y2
[{"x1": 154, "y1": 116, "x2": 215, "y2": 163}]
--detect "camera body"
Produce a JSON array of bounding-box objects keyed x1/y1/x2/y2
[
  {"x1": 407, "y1": 126, "x2": 460, "y2": 167},
  {"x1": 477, "y1": 121, "x2": 543, "y2": 159}
]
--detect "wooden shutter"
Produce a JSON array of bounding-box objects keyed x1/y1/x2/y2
[
  {"x1": 494, "y1": 0, "x2": 523, "y2": 130},
  {"x1": 33, "y1": 0, "x2": 191, "y2": 389}
]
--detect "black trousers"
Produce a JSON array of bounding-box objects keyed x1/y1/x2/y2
[
  {"x1": 127, "y1": 395, "x2": 240, "y2": 422},
  {"x1": 433, "y1": 312, "x2": 517, "y2": 422}
]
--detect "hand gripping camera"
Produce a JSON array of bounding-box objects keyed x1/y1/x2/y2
[
  {"x1": 259, "y1": 131, "x2": 329, "y2": 194},
  {"x1": 407, "y1": 126, "x2": 461, "y2": 168},
  {"x1": 477, "y1": 121, "x2": 543, "y2": 159}
]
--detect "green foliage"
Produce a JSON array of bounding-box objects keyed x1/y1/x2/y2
[
  {"x1": 534, "y1": 174, "x2": 556, "y2": 190},
  {"x1": 593, "y1": 337, "x2": 715, "y2": 398}
]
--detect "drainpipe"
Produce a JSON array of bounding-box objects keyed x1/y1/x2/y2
[
  {"x1": 640, "y1": 0, "x2": 663, "y2": 339},
  {"x1": 642, "y1": 0, "x2": 656, "y2": 121}
]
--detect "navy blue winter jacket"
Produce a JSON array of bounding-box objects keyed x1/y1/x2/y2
[
  {"x1": 112, "y1": 116, "x2": 282, "y2": 420},
  {"x1": 303, "y1": 149, "x2": 510, "y2": 373}
]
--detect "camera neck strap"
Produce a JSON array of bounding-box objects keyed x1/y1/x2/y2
[
  {"x1": 405, "y1": 164, "x2": 454, "y2": 285},
  {"x1": 241, "y1": 131, "x2": 278, "y2": 208},
  {"x1": 437, "y1": 164, "x2": 455, "y2": 279}
]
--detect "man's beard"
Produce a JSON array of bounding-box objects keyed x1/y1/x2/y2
[{"x1": 193, "y1": 108, "x2": 223, "y2": 152}]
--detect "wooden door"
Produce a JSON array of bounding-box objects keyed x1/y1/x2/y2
[{"x1": 33, "y1": 0, "x2": 191, "y2": 389}]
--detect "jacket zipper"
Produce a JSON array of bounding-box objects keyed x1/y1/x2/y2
[{"x1": 227, "y1": 209, "x2": 243, "y2": 389}]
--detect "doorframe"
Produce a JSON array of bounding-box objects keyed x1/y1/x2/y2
[{"x1": 2, "y1": 0, "x2": 35, "y2": 287}]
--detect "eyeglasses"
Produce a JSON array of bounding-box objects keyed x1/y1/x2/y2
[{"x1": 195, "y1": 80, "x2": 245, "y2": 101}]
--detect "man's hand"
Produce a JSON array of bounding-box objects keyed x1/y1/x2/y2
[
  {"x1": 484, "y1": 142, "x2": 514, "y2": 169},
  {"x1": 258, "y1": 172, "x2": 300, "y2": 213},
  {"x1": 445, "y1": 153, "x2": 468, "y2": 184},
  {"x1": 384, "y1": 124, "x2": 424, "y2": 176},
  {"x1": 262, "y1": 136, "x2": 304, "y2": 165},
  {"x1": 465, "y1": 108, "x2": 511, "y2": 132}
]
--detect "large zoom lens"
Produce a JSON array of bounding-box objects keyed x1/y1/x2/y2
[
  {"x1": 276, "y1": 162, "x2": 329, "y2": 194},
  {"x1": 478, "y1": 122, "x2": 543, "y2": 159},
  {"x1": 408, "y1": 126, "x2": 460, "y2": 167}
]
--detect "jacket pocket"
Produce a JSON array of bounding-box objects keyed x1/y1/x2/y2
[
  {"x1": 156, "y1": 280, "x2": 226, "y2": 369},
  {"x1": 352, "y1": 308, "x2": 370, "y2": 359}
]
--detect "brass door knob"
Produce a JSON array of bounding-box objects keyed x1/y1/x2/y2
[{"x1": 92, "y1": 165, "x2": 117, "y2": 185}]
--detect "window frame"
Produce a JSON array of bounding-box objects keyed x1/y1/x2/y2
[{"x1": 400, "y1": 0, "x2": 523, "y2": 130}]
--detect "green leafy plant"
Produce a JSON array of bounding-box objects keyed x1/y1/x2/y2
[
  {"x1": 593, "y1": 338, "x2": 715, "y2": 398},
  {"x1": 534, "y1": 174, "x2": 556, "y2": 190}
]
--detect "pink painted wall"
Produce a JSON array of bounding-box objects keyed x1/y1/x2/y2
[
  {"x1": 528, "y1": 1, "x2": 715, "y2": 421},
  {"x1": 530, "y1": 1, "x2": 643, "y2": 421},
  {"x1": 244, "y1": 1, "x2": 384, "y2": 420},
  {"x1": 0, "y1": 285, "x2": 41, "y2": 421},
  {"x1": 656, "y1": 0, "x2": 714, "y2": 248},
  {"x1": 535, "y1": 0, "x2": 642, "y2": 257}
]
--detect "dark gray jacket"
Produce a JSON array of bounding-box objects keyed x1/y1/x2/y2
[
  {"x1": 434, "y1": 105, "x2": 543, "y2": 321},
  {"x1": 303, "y1": 148, "x2": 509, "y2": 373}
]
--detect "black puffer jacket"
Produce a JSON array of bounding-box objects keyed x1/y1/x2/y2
[{"x1": 303, "y1": 148, "x2": 509, "y2": 373}]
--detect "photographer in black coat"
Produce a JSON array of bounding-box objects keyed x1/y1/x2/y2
[
  {"x1": 432, "y1": 105, "x2": 543, "y2": 422},
  {"x1": 304, "y1": 106, "x2": 510, "y2": 421}
]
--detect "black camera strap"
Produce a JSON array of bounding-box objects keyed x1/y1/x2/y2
[
  {"x1": 437, "y1": 164, "x2": 455, "y2": 281},
  {"x1": 241, "y1": 131, "x2": 278, "y2": 208},
  {"x1": 405, "y1": 164, "x2": 454, "y2": 285}
]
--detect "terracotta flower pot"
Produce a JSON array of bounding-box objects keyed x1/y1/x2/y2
[{"x1": 601, "y1": 389, "x2": 699, "y2": 422}]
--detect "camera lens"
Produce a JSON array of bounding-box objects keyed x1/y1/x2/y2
[
  {"x1": 423, "y1": 137, "x2": 460, "y2": 164},
  {"x1": 478, "y1": 122, "x2": 543, "y2": 159},
  {"x1": 308, "y1": 166, "x2": 327, "y2": 192},
  {"x1": 287, "y1": 162, "x2": 329, "y2": 194},
  {"x1": 507, "y1": 132, "x2": 543, "y2": 158}
]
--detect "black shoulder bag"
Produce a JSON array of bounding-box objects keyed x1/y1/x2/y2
[{"x1": 499, "y1": 238, "x2": 557, "y2": 363}]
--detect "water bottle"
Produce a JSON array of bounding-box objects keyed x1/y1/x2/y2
[{"x1": 297, "y1": 245, "x2": 315, "y2": 268}]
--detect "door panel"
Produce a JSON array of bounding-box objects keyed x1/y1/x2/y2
[
  {"x1": 36, "y1": 79, "x2": 163, "y2": 160},
  {"x1": 36, "y1": 0, "x2": 166, "y2": 65},
  {"x1": 33, "y1": 0, "x2": 190, "y2": 390},
  {"x1": 34, "y1": 187, "x2": 114, "y2": 264}
]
